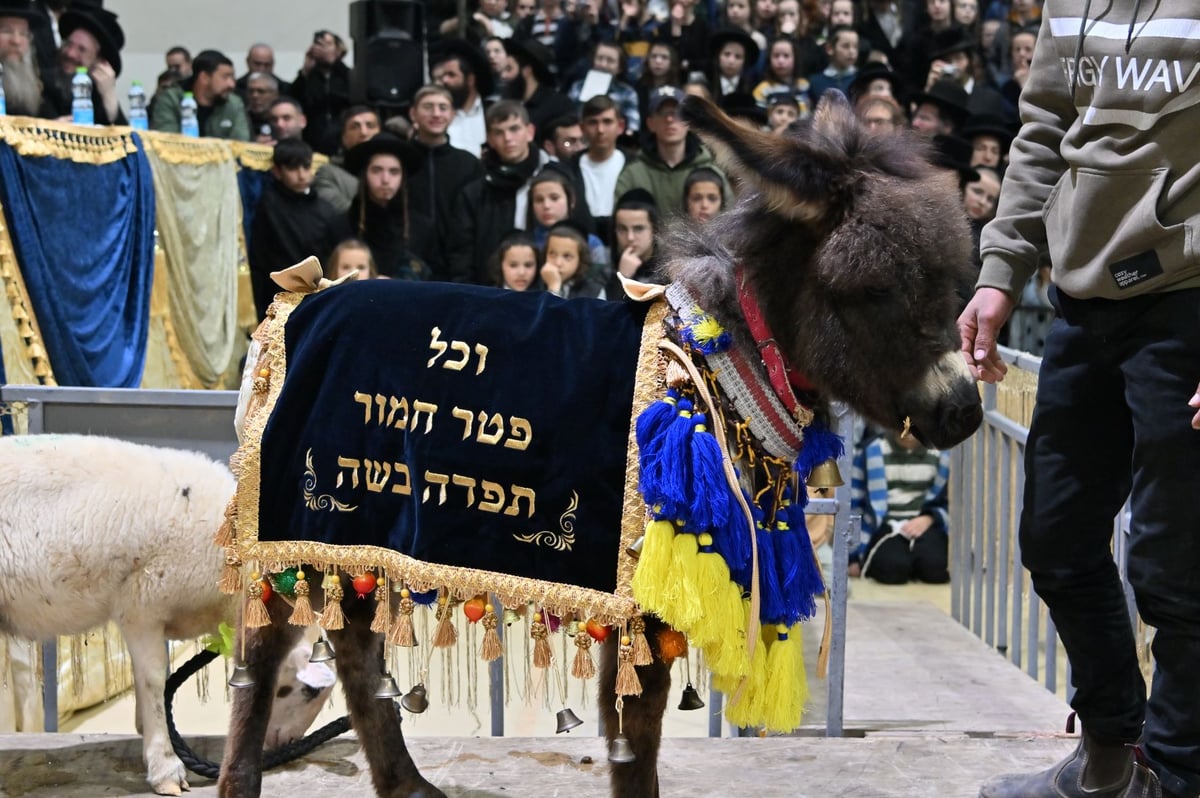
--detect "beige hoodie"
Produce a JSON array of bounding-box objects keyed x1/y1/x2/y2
[{"x1": 978, "y1": 1, "x2": 1200, "y2": 300}]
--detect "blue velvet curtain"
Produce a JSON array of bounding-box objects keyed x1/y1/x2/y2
[
  {"x1": 238, "y1": 166, "x2": 270, "y2": 249},
  {"x1": 0, "y1": 134, "x2": 155, "y2": 387}
]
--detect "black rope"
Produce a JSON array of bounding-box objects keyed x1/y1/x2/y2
[{"x1": 164, "y1": 648, "x2": 353, "y2": 780}]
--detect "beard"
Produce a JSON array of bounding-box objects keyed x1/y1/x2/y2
[
  {"x1": 2, "y1": 49, "x2": 43, "y2": 116},
  {"x1": 447, "y1": 84, "x2": 470, "y2": 109},
  {"x1": 503, "y1": 74, "x2": 526, "y2": 101}
]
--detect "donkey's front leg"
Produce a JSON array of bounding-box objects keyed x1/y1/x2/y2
[
  {"x1": 328, "y1": 591, "x2": 446, "y2": 798},
  {"x1": 217, "y1": 596, "x2": 303, "y2": 798},
  {"x1": 600, "y1": 615, "x2": 672, "y2": 798}
]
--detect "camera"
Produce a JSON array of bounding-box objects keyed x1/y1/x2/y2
[{"x1": 941, "y1": 64, "x2": 960, "y2": 78}]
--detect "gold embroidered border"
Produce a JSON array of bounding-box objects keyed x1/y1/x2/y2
[
  {"x1": 230, "y1": 294, "x2": 670, "y2": 625},
  {"x1": 0, "y1": 115, "x2": 138, "y2": 165},
  {"x1": 0, "y1": 201, "x2": 55, "y2": 384},
  {"x1": 140, "y1": 130, "x2": 235, "y2": 166}
]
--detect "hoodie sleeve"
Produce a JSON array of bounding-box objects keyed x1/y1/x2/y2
[{"x1": 977, "y1": 11, "x2": 1076, "y2": 298}]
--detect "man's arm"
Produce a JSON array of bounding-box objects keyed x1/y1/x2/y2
[{"x1": 151, "y1": 88, "x2": 181, "y2": 133}]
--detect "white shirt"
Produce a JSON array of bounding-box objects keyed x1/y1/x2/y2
[
  {"x1": 447, "y1": 95, "x2": 486, "y2": 159},
  {"x1": 580, "y1": 150, "x2": 626, "y2": 217}
]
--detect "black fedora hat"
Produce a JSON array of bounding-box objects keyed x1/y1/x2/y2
[
  {"x1": 0, "y1": 0, "x2": 40, "y2": 21},
  {"x1": 931, "y1": 134, "x2": 980, "y2": 184},
  {"x1": 430, "y1": 37, "x2": 495, "y2": 101},
  {"x1": 928, "y1": 27, "x2": 976, "y2": 61},
  {"x1": 58, "y1": 3, "x2": 124, "y2": 76},
  {"x1": 343, "y1": 132, "x2": 423, "y2": 177},
  {"x1": 503, "y1": 37, "x2": 556, "y2": 86},
  {"x1": 961, "y1": 112, "x2": 1015, "y2": 152},
  {"x1": 708, "y1": 26, "x2": 760, "y2": 66},
  {"x1": 910, "y1": 78, "x2": 970, "y2": 128},
  {"x1": 849, "y1": 61, "x2": 902, "y2": 101}
]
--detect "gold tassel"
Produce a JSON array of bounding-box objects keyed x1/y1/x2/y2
[
  {"x1": 531, "y1": 612, "x2": 551, "y2": 668},
  {"x1": 432, "y1": 593, "x2": 458, "y2": 648},
  {"x1": 630, "y1": 616, "x2": 653, "y2": 666},
  {"x1": 370, "y1": 582, "x2": 390, "y2": 633},
  {"x1": 615, "y1": 636, "x2": 642, "y2": 696},
  {"x1": 480, "y1": 603, "x2": 502, "y2": 662},
  {"x1": 571, "y1": 631, "x2": 596, "y2": 679},
  {"x1": 214, "y1": 495, "x2": 237, "y2": 548},
  {"x1": 319, "y1": 574, "x2": 345, "y2": 630},
  {"x1": 388, "y1": 588, "x2": 416, "y2": 647},
  {"x1": 219, "y1": 551, "x2": 242, "y2": 595},
  {"x1": 287, "y1": 570, "x2": 316, "y2": 626},
  {"x1": 244, "y1": 576, "x2": 271, "y2": 628}
]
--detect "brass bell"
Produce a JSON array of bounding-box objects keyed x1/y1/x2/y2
[
  {"x1": 400, "y1": 682, "x2": 429, "y2": 714},
  {"x1": 309, "y1": 638, "x2": 335, "y2": 663},
  {"x1": 808, "y1": 458, "x2": 844, "y2": 488},
  {"x1": 625, "y1": 535, "x2": 645, "y2": 560},
  {"x1": 503, "y1": 608, "x2": 521, "y2": 626},
  {"x1": 374, "y1": 673, "x2": 402, "y2": 699},
  {"x1": 555, "y1": 707, "x2": 584, "y2": 734},
  {"x1": 678, "y1": 682, "x2": 705, "y2": 711},
  {"x1": 607, "y1": 733, "x2": 636, "y2": 763},
  {"x1": 228, "y1": 663, "x2": 255, "y2": 688}
]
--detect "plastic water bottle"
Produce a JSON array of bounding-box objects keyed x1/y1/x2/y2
[
  {"x1": 71, "y1": 66, "x2": 93, "y2": 125},
  {"x1": 180, "y1": 91, "x2": 199, "y2": 137},
  {"x1": 0, "y1": 63, "x2": 6, "y2": 116},
  {"x1": 128, "y1": 80, "x2": 148, "y2": 130}
]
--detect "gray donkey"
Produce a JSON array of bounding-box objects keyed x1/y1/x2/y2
[{"x1": 217, "y1": 93, "x2": 982, "y2": 798}]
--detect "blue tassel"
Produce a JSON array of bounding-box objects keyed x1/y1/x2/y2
[
  {"x1": 756, "y1": 522, "x2": 787, "y2": 626},
  {"x1": 785, "y1": 499, "x2": 825, "y2": 620},
  {"x1": 657, "y1": 399, "x2": 695, "y2": 521},
  {"x1": 636, "y1": 389, "x2": 678, "y2": 485},
  {"x1": 713, "y1": 484, "x2": 754, "y2": 588},
  {"x1": 773, "y1": 514, "x2": 813, "y2": 623},
  {"x1": 688, "y1": 413, "x2": 732, "y2": 532},
  {"x1": 794, "y1": 420, "x2": 845, "y2": 501},
  {"x1": 411, "y1": 588, "x2": 439, "y2": 606}
]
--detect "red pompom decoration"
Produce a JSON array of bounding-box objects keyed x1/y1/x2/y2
[{"x1": 352, "y1": 572, "x2": 377, "y2": 598}]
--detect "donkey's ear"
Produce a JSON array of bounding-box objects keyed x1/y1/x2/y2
[{"x1": 682, "y1": 95, "x2": 844, "y2": 222}]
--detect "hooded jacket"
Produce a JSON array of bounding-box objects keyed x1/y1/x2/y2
[
  {"x1": 613, "y1": 133, "x2": 733, "y2": 216},
  {"x1": 978, "y1": 1, "x2": 1200, "y2": 300}
]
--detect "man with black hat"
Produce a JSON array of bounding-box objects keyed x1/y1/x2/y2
[
  {"x1": 41, "y1": 0, "x2": 124, "y2": 124},
  {"x1": 345, "y1": 132, "x2": 438, "y2": 280},
  {"x1": 961, "y1": 111, "x2": 1013, "y2": 169},
  {"x1": 908, "y1": 76, "x2": 969, "y2": 138},
  {"x1": 431, "y1": 38, "x2": 494, "y2": 159},
  {"x1": 501, "y1": 37, "x2": 573, "y2": 136},
  {"x1": 0, "y1": 0, "x2": 52, "y2": 117},
  {"x1": 151, "y1": 49, "x2": 248, "y2": 140},
  {"x1": 289, "y1": 29, "x2": 351, "y2": 155},
  {"x1": 311, "y1": 104, "x2": 381, "y2": 215},
  {"x1": 923, "y1": 27, "x2": 1005, "y2": 117}
]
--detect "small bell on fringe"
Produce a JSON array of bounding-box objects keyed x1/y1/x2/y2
[
  {"x1": 807, "y1": 458, "x2": 844, "y2": 488},
  {"x1": 678, "y1": 683, "x2": 705, "y2": 710},
  {"x1": 309, "y1": 637, "x2": 335, "y2": 662},
  {"x1": 400, "y1": 682, "x2": 429, "y2": 713},
  {"x1": 555, "y1": 707, "x2": 584, "y2": 733},
  {"x1": 608, "y1": 734, "x2": 636, "y2": 763},
  {"x1": 228, "y1": 663, "x2": 254, "y2": 688},
  {"x1": 374, "y1": 673, "x2": 402, "y2": 699}
]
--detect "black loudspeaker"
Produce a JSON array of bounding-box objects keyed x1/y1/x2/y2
[{"x1": 350, "y1": 0, "x2": 427, "y2": 107}]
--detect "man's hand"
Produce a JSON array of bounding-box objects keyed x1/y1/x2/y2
[
  {"x1": 301, "y1": 46, "x2": 318, "y2": 76},
  {"x1": 617, "y1": 246, "x2": 642, "y2": 278},
  {"x1": 900, "y1": 515, "x2": 934, "y2": 539},
  {"x1": 957, "y1": 286, "x2": 1014, "y2": 383},
  {"x1": 1188, "y1": 385, "x2": 1200, "y2": 430},
  {"x1": 540, "y1": 262, "x2": 563, "y2": 293},
  {"x1": 91, "y1": 60, "x2": 117, "y2": 97}
]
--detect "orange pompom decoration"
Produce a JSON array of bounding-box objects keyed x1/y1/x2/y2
[
  {"x1": 352, "y1": 572, "x2": 377, "y2": 598},
  {"x1": 463, "y1": 596, "x2": 487, "y2": 623},
  {"x1": 258, "y1": 576, "x2": 273, "y2": 604},
  {"x1": 585, "y1": 618, "x2": 610, "y2": 642},
  {"x1": 657, "y1": 627, "x2": 688, "y2": 664}
]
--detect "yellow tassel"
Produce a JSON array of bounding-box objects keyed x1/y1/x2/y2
[
  {"x1": 661, "y1": 532, "x2": 703, "y2": 630},
  {"x1": 615, "y1": 637, "x2": 642, "y2": 696},
  {"x1": 287, "y1": 570, "x2": 317, "y2": 626},
  {"x1": 531, "y1": 612, "x2": 551, "y2": 668},
  {"x1": 319, "y1": 574, "x2": 345, "y2": 631},
  {"x1": 761, "y1": 624, "x2": 808, "y2": 733},
  {"x1": 432, "y1": 594, "x2": 458, "y2": 648},
  {"x1": 571, "y1": 630, "x2": 596, "y2": 679},
  {"x1": 370, "y1": 582, "x2": 390, "y2": 633},
  {"x1": 480, "y1": 604, "x2": 502, "y2": 662},
  {"x1": 629, "y1": 616, "x2": 652, "y2": 666},
  {"x1": 219, "y1": 552, "x2": 242, "y2": 595},
  {"x1": 388, "y1": 589, "x2": 416, "y2": 646},
  {"x1": 244, "y1": 577, "x2": 271, "y2": 628},
  {"x1": 630, "y1": 519, "x2": 676, "y2": 613},
  {"x1": 722, "y1": 623, "x2": 771, "y2": 728}
]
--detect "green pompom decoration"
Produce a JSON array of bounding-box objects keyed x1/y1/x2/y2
[{"x1": 271, "y1": 567, "x2": 300, "y2": 597}]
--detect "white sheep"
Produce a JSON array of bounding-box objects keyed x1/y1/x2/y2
[{"x1": 0, "y1": 434, "x2": 332, "y2": 795}]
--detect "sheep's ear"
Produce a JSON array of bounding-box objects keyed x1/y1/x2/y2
[{"x1": 681, "y1": 95, "x2": 848, "y2": 222}]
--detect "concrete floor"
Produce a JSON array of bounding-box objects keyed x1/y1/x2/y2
[{"x1": 0, "y1": 585, "x2": 1079, "y2": 798}]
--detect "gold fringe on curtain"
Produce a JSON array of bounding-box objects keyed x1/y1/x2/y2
[
  {"x1": 230, "y1": 141, "x2": 329, "y2": 174},
  {"x1": 0, "y1": 115, "x2": 138, "y2": 165},
  {"x1": 139, "y1": 130, "x2": 236, "y2": 167},
  {"x1": 0, "y1": 201, "x2": 56, "y2": 384}
]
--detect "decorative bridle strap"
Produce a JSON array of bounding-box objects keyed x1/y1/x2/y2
[
  {"x1": 733, "y1": 263, "x2": 817, "y2": 418},
  {"x1": 665, "y1": 281, "x2": 809, "y2": 460}
]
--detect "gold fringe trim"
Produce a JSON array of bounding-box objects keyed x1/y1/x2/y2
[
  {"x1": 480, "y1": 605, "x2": 502, "y2": 661},
  {"x1": 630, "y1": 616, "x2": 653, "y2": 666},
  {"x1": 615, "y1": 639, "x2": 642, "y2": 696},
  {"x1": 388, "y1": 590, "x2": 416, "y2": 646},
  {"x1": 230, "y1": 141, "x2": 328, "y2": 174},
  {"x1": 432, "y1": 593, "x2": 458, "y2": 648},
  {"x1": 531, "y1": 614, "x2": 551, "y2": 668},
  {"x1": 370, "y1": 582, "x2": 390, "y2": 633},
  {"x1": 0, "y1": 201, "x2": 56, "y2": 384},
  {"x1": 0, "y1": 115, "x2": 139, "y2": 165},
  {"x1": 151, "y1": 237, "x2": 203, "y2": 389},
  {"x1": 288, "y1": 571, "x2": 316, "y2": 626},
  {"x1": 140, "y1": 130, "x2": 236, "y2": 167},
  {"x1": 226, "y1": 293, "x2": 671, "y2": 627},
  {"x1": 219, "y1": 551, "x2": 242, "y2": 594},
  {"x1": 571, "y1": 631, "x2": 595, "y2": 679},
  {"x1": 319, "y1": 573, "x2": 345, "y2": 630},
  {"x1": 244, "y1": 579, "x2": 271, "y2": 628}
]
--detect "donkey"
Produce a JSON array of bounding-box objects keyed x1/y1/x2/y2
[{"x1": 217, "y1": 93, "x2": 982, "y2": 798}]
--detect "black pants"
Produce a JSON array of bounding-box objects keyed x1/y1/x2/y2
[
  {"x1": 1021, "y1": 287, "x2": 1200, "y2": 798},
  {"x1": 863, "y1": 525, "x2": 949, "y2": 584}
]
